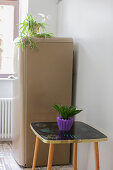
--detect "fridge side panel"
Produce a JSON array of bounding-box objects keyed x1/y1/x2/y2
[{"x1": 12, "y1": 46, "x2": 26, "y2": 166}]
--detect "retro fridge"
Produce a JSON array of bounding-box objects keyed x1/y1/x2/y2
[{"x1": 12, "y1": 37, "x2": 73, "y2": 167}]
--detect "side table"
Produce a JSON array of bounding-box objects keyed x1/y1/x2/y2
[{"x1": 30, "y1": 121, "x2": 107, "y2": 170}]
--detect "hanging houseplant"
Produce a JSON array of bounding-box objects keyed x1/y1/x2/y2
[
  {"x1": 17, "y1": 14, "x2": 53, "y2": 49},
  {"x1": 53, "y1": 104, "x2": 82, "y2": 131}
]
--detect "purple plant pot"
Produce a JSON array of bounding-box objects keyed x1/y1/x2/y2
[{"x1": 57, "y1": 116, "x2": 74, "y2": 131}]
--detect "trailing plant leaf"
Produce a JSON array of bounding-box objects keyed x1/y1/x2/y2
[
  {"x1": 17, "y1": 14, "x2": 54, "y2": 49},
  {"x1": 53, "y1": 104, "x2": 82, "y2": 120},
  {"x1": 35, "y1": 33, "x2": 53, "y2": 38}
]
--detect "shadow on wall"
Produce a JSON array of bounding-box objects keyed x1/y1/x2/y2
[
  {"x1": 72, "y1": 41, "x2": 89, "y2": 107},
  {"x1": 71, "y1": 40, "x2": 91, "y2": 169},
  {"x1": 72, "y1": 41, "x2": 79, "y2": 106},
  {"x1": 71, "y1": 42, "x2": 90, "y2": 169}
]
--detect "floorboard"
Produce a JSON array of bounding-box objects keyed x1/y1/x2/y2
[{"x1": 0, "y1": 142, "x2": 73, "y2": 170}]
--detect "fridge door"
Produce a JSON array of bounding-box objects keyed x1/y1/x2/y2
[{"x1": 25, "y1": 38, "x2": 73, "y2": 166}]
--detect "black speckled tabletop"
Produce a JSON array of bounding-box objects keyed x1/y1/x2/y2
[{"x1": 30, "y1": 121, "x2": 107, "y2": 144}]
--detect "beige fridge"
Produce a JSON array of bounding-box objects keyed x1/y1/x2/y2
[{"x1": 12, "y1": 37, "x2": 73, "y2": 167}]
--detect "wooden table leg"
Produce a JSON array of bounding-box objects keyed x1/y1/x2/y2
[
  {"x1": 32, "y1": 137, "x2": 40, "y2": 170},
  {"x1": 47, "y1": 144, "x2": 54, "y2": 170},
  {"x1": 74, "y1": 143, "x2": 77, "y2": 170},
  {"x1": 94, "y1": 142, "x2": 100, "y2": 170}
]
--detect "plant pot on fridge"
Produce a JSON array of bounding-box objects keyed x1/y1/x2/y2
[{"x1": 53, "y1": 104, "x2": 82, "y2": 131}]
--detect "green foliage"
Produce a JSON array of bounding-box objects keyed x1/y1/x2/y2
[
  {"x1": 53, "y1": 104, "x2": 82, "y2": 120},
  {"x1": 35, "y1": 33, "x2": 54, "y2": 38},
  {"x1": 17, "y1": 14, "x2": 53, "y2": 49}
]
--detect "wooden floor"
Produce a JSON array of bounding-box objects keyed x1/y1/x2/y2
[{"x1": 0, "y1": 142, "x2": 73, "y2": 170}]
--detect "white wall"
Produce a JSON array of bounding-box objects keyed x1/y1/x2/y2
[
  {"x1": 57, "y1": 0, "x2": 113, "y2": 170},
  {"x1": 0, "y1": 80, "x2": 13, "y2": 98},
  {"x1": 28, "y1": 0, "x2": 57, "y2": 34},
  {"x1": 20, "y1": 0, "x2": 57, "y2": 35},
  {"x1": 19, "y1": 0, "x2": 57, "y2": 34},
  {"x1": 19, "y1": 0, "x2": 28, "y2": 23}
]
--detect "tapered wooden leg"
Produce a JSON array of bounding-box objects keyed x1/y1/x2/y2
[
  {"x1": 47, "y1": 144, "x2": 54, "y2": 170},
  {"x1": 32, "y1": 137, "x2": 40, "y2": 170},
  {"x1": 94, "y1": 142, "x2": 100, "y2": 170},
  {"x1": 74, "y1": 143, "x2": 77, "y2": 170}
]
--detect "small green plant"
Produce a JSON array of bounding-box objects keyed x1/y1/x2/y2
[
  {"x1": 53, "y1": 104, "x2": 82, "y2": 120},
  {"x1": 17, "y1": 14, "x2": 53, "y2": 49}
]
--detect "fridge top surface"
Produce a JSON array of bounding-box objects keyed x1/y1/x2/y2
[{"x1": 14, "y1": 37, "x2": 73, "y2": 43}]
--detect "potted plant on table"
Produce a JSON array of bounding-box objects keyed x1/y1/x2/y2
[{"x1": 53, "y1": 104, "x2": 82, "y2": 131}]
